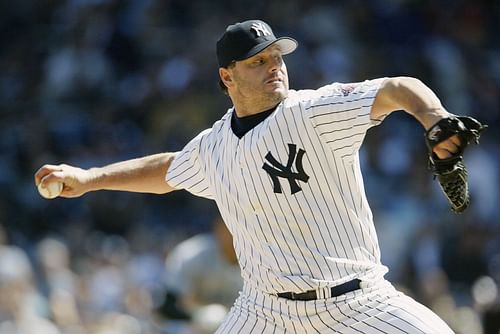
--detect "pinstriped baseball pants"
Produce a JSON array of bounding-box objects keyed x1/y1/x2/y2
[{"x1": 215, "y1": 280, "x2": 454, "y2": 334}]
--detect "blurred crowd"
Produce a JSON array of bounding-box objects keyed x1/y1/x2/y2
[{"x1": 0, "y1": 0, "x2": 499, "y2": 333}]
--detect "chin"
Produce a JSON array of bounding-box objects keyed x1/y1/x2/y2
[
  {"x1": 264, "y1": 92, "x2": 286, "y2": 105},
  {"x1": 268, "y1": 85, "x2": 288, "y2": 97},
  {"x1": 274, "y1": 89, "x2": 288, "y2": 100}
]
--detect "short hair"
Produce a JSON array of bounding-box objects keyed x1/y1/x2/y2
[{"x1": 218, "y1": 61, "x2": 235, "y2": 95}]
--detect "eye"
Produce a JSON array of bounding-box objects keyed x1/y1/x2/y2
[
  {"x1": 273, "y1": 54, "x2": 283, "y2": 64},
  {"x1": 252, "y1": 58, "x2": 265, "y2": 66}
]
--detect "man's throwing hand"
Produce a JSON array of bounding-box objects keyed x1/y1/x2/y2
[{"x1": 34, "y1": 164, "x2": 94, "y2": 198}]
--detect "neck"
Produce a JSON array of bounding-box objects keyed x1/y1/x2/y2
[
  {"x1": 232, "y1": 99, "x2": 284, "y2": 118},
  {"x1": 229, "y1": 92, "x2": 286, "y2": 118},
  {"x1": 233, "y1": 106, "x2": 268, "y2": 118}
]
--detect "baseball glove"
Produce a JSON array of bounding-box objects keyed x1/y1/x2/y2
[{"x1": 425, "y1": 115, "x2": 487, "y2": 213}]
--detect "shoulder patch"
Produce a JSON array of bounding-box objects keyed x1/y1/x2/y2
[{"x1": 340, "y1": 84, "x2": 355, "y2": 97}]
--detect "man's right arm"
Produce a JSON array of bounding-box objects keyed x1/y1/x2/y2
[{"x1": 34, "y1": 152, "x2": 178, "y2": 198}]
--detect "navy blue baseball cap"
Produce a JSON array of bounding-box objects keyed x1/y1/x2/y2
[{"x1": 216, "y1": 20, "x2": 298, "y2": 68}]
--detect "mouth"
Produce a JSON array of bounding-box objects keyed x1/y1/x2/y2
[{"x1": 265, "y1": 77, "x2": 283, "y2": 85}]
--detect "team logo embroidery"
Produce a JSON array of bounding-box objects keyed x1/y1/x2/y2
[
  {"x1": 251, "y1": 22, "x2": 271, "y2": 37},
  {"x1": 340, "y1": 84, "x2": 355, "y2": 97},
  {"x1": 262, "y1": 144, "x2": 309, "y2": 194}
]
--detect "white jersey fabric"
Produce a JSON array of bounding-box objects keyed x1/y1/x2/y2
[{"x1": 166, "y1": 78, "x2": 388, "y2": 295}]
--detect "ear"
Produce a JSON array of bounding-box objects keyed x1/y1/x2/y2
[{"x1": 219, "y1": 67, "x2": 234, "y2": 89}]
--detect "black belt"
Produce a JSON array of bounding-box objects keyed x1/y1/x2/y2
[{"x1": 277, "y1": 279, "x2": 361, "y2": 301}]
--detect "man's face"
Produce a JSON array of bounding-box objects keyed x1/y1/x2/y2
[{"x1": 226, "y1": 45, "x2": 289, "y2": 106}]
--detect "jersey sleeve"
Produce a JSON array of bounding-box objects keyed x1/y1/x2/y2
[
  {"x1": 306, "y1": 78, "x2": 386, "y2": 153},
  {"x1": 166, "y1": 128, "x2": 214, "y2": 199}
]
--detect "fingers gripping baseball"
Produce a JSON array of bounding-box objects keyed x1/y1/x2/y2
[{"x1": 34, "y1": 164, "x2": 94, "y2": 198}]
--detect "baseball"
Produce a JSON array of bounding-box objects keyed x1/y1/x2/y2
[{"x1": 37, "y1": 181, "x2": 63, "y2": 199}]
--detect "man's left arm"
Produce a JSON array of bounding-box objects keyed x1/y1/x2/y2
[
  {"x1": 371, "y1": 76, "x2": 487, "y2": 213},
  {"x1": 372, "y1": 77, "x2": 458, "y2": 159}
]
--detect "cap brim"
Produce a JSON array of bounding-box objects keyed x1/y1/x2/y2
[{"x1": 236, "y1": 37, "x2": 298, "y2": 62}]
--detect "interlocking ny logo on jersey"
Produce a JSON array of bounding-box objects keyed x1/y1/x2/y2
[
  {"x1": 262, "y1": 144, "x2": 309, "y2": 194},
  {"x1": 251, "y1": 22, "x2": 271, "y2": 37}
]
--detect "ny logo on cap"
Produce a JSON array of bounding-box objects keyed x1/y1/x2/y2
[{"x1": 251, "y1": 22, "x2": 271, "y2": 37}]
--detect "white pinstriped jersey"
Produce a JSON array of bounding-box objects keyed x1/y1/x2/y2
[{"x1": 166, "y1": 78, "x2": 389, "y2": 295}]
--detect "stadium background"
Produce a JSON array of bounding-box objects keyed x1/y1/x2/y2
[{"x1": 0, "y1": 0, "x2": 499, "y2": 333}]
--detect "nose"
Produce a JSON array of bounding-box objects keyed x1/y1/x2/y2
[{"x1": 269, "y1": 55, "x2": 283, "y2": 72}]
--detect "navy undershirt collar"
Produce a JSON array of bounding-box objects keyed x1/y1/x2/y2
[{"x1": 231, "y1": 106, "x2": 278, "y2": 139}]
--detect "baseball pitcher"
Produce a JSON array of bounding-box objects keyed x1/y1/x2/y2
[{"x1": 35, "y1": 20, "x2": 485, "y2": 333}]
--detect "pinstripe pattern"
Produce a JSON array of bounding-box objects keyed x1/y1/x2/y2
[
  {"x1": 215, "y1": 282, "x2": 453, "y2": 334},
  {"x1": 166, "y1": 78, "x2": 453, "y2": 333},
  {"x1": 167, "y1": 79, "x2": 387, "y2": 293}
]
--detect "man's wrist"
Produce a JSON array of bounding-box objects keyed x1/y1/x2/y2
[
  {"x1": 420, "y1": 108, "x2": 451, "y2": 130},
  {"x1": 85, "y1": 167, "x2": 101, "y2": 192}
]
